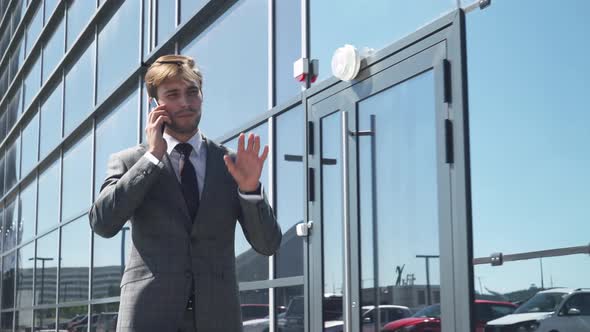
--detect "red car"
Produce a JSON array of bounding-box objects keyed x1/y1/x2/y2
[{"x1": 382, "y1": 300, "x2": 517, "y2": 332}]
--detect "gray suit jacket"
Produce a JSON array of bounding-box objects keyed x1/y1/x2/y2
[{"x1": 89, "y1": 138, "x2": 282, "y2": 332}]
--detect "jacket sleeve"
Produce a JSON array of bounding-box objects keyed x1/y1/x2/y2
[
  {"x1": 237, "y1": 187, "x2": 282, "y2": 256},
  {"x1": 89, "y1": 152, "x2": 164, "y2": 238}
]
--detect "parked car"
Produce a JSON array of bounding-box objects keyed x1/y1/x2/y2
[
  {"x1": 383, "y1": 300, "x2": 517, "y2": 332},
  {"x1": 533, "y1": 288, "x2": 590, "y2": 332},
  {"x1": 322, "y1": 304, "x2": 412, "y2": 332},
  {"x1": 485, "y1": 288, "x2": 574, "y2": 332}
]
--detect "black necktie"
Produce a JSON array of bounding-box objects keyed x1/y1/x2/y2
[{"x1": 175, "y1": 143, "x2": 199, "y2": 220}]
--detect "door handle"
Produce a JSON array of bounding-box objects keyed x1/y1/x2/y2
[{"x1": 296, "y1": 221, "x2": 313, "y2": 237}]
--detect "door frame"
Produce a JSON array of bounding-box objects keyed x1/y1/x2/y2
[{"x1": 302, "y1": 9, "x2": 473, "y2": 332}]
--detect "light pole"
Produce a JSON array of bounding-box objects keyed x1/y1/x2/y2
[
  {"x1": 416, "y1": 255, "x2": 440, "y2": 305},
  {"x1": 29, "y1": 257, "x2": 54, "y2": 305}
]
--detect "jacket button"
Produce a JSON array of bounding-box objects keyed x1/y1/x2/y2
[{"x1": 185, "y1": 271, "x2": 192, "y2": 278}]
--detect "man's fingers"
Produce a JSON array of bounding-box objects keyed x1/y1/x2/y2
[
  {"x1": 155, "y1": 115, "x2": 171, "y2": 127},
  {"x1": 149, "y1": 109, "x2": 168, "y2": 124},
  {"x1": 238, "y1": 133, "x2": 246, "y2": 154},
  {"x1": 224, "y1": 155, "x2": 239, "y2": 180},
  {"x1": 253, "y1": 135, "x2": 260, "y2": 154},
  {"x1": 259, "y1": 145, "x2": 269, "y2": 163},
  {"x1": 247, "y1": 133, "x2": 255, "y2": 152}
]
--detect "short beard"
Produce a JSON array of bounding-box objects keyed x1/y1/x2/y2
[{"x1": 168, "y1": 108, "x2": 201, "y2": 134}]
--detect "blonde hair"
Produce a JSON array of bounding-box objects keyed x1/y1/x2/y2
[{"x1": 145, "y1": 55, "x2": 203, "y2": 98}]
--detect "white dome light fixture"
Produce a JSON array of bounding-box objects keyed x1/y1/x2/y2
[{"x1": 331, "y1": 44, "x2": 361, "y2": 82}]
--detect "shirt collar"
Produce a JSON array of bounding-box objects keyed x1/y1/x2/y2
[{"x1": 164, "y1": 130, "x2": 203, "y2": 156}]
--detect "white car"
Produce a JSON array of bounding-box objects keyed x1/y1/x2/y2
[
  {"x1": 535, "y1": 289, "x2": 590, "y2": 332},
  {"x1": 485, "y1": 288, "x2": 574, "y2": 331}
]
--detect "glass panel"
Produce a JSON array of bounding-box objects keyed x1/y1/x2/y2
[
  {"x1": 320, "y1": 111, "x2": 344, "y2": 328},
  {"x1": 275, "y1": 106, "x2": 304, "y2": 278},
  {"x1": 58, "y1": 305, "x2": 88, "y2": 332},
  {"x1": 0, "y1": 68, "x2": 8, "y2": 103},
  {"x1": 20, "y1": 113, "x2": 39, "y2": 178},
  {"x1": 358, "y1": 71, "x2": 440, "y2": 331},
  {"x1": 5, "y1": 138, "x2": 21, "y2": 193},
  {"x1": 468, "y1": 4, "x2": 590, "y2": 331},
  {"x1": 61, "y1": 132, "x2": 91, "y2": 222},
  {"x1": 276, "y1": 285, "x2": 304, "y2": 332},
  {"x1": 39, "y1": 81, "x2": 62, "y2": 158},
  {"x1": 2, "y1": 252, "x2": 16, "y2": 309},
  {"x1": 66, "y1": 0, "x2": 95, "y2": 49},
  {"x1": 59, "y1": 216, "x2": 90, "y2": 303},
  {"x1": 25, "y1": 3, "x2": 43, "y2": 55},
  {"x1": 181, "y1": 0, "x2": 268, "y2": 138},
  {"x1": 64, "y1": 40, "x2": 94, "y2": 135},
  {"x1": 7, "y1": 88, "x2": 22, "y2": 132},
  {"x1": 45, "y1": 0, "x2": 60, "y2": 20},
  {"x1": 19, "y1": 179, "x2": 37, "y2": 244},
  {"x1": 3, "y1": 197, "x2": 18, "y2": 252},
  {"x1": 311, "y1": 0, "x2": 455, "y2": 83},
  {"x1": 91, "y1": 303, "x2": 119, "y2": 332},
  {"x1": 0, "y1": 113, "x2": 6, "y2": 143},
  {"x1": 37, "y1": 160, "x2": 60, "y2": 233},
  {"x1": 0, "y1": 207, "x2": 3, "y2": 250},
  {"x1": 23, "y1": 55, "x2": 41, "y2": 111},
  {"x1": 0, "y1": 33, "x2": 9, "y2": 65},
  {"x1": 0, "y1": 155, "x2": 4, "y2": 198},
  {"x1": 275, "y1": 0, "x2": 301, "y2": 105},
  {"x1": 33, "y1": 308, "x2": 56, "y2": 332},
  {"x1": 35, "y1": 230, "x2": 58, "y2": 305},
  {"x1": 240, "y1": 289, "x2": 269, "y2": 324},
  {"x1": 12, "y1": 0, "x2": 25, "y2": 32},
  {"x1": 180, "y1": 0, "x2": 205, "y2": 23},
  {"x1": 96, "y1": 0, "x2": 140, "y2": 102},
  {"x1": 9, "y1": 39, "x2": 25, "y2": 82},
  {"x1": 224, "y1": 123, "x2": 269, "y2": 282},
  {"x1": 142, "y1": 0, "x2": 149, "y2": 57},
  {"x1": 92, "y1": 223, "x2": 130, "y2": 299},
  {"x1": 15, "y1": 310, "x2": 33, "y2": 332},
  {"x1": 16, "y1": 242, "x2": 34, "y2": 308},
  {"x1": 1, "y1": 312, "x2": 14, "y2": 332},
  {"x1": 95, "y1": 89, "x2": 138, "y2": 196},
  {"x1": 42, "y1": 17, "x2": 65, "y2": 83},
  {"x1": 156, "y1": 0, "x2": 175, "y2": 47}
]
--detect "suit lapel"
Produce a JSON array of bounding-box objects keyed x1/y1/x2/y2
[
  {"x1": 191, "y1": 138, "x2": 221, "y2": 230},
  {"x1": 138, "y1": 144, "x2": 192, "y2": 231}
]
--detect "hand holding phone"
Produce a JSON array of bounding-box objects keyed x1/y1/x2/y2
[
  {"x1": 149, "y1": 98, "x2": 166, "y2": 135},
  {"x1": 147, "y1": 98, "x2": 168, "y2": 160}
]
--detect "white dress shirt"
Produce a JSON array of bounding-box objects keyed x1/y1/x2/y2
[{"x1": 144, "y1": 130, "x2": 263, "y2": 201}]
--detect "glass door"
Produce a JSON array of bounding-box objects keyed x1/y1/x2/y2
[{"x1": 305, "y1": 10, "x2": 472, "y2": 332}]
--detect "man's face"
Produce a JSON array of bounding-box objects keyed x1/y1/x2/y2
[{"x1": 156, "y1": 78, "x2": 202, "y2": 135}]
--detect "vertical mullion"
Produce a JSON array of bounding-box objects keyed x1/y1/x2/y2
[
  {"x1": 92, "y1": 25, "x2": 97, "y2": 112},
  {"x1": 267, "y1": 116, "x2": 275, "y2": 332},
  {"x1": 268, "y1": 0, "x2": 274, "y2": 109},
  {"x1": 301, "y1": 0, "x2": 309, "y2": 90},
  {"x1": 175, "y1": 0, "x2": 180, "y2": 27},
  {"x1": 139, "y1": 0, "x2": 145, "y2": 62}
]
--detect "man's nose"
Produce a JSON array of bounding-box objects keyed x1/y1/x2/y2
[{"x1": 178, "y1": 95, "x2": 189, "y2": 108}]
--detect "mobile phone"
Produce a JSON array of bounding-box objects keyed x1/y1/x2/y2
[{"x1": 149, "y1": 98, "x2": 165, "y2": 134}]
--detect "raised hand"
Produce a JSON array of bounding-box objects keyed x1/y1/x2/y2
[{"x1": 223, "y1": 133, "x2": 269, "y2": 192}]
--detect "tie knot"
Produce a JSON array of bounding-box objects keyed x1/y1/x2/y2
[{"x1": 175, "y1": 143, "x2": 193, "y2": 157}]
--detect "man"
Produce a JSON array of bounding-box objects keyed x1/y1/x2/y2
[{"x1": 89, "y1": 54, "x2": 282, "y2": 332}]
